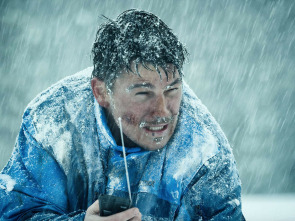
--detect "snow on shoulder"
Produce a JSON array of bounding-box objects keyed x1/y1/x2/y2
[{"x1": 0, "y1": 174, "x2": 16, "y2": 192}]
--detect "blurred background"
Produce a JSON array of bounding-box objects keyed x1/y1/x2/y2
[{"x1": 1, "y1": 0, "x2": 294, "y2": 219}]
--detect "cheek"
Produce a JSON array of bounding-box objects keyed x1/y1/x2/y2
[
  {"x1": 121, "y1": 112, "x2": 138, "y2": 126},
  {"x1": 168, "y1": 97, "x2": 182, "y2": 115},
  {"x1": 120, "y1": 103, "x2": 150, "y2": 126}
]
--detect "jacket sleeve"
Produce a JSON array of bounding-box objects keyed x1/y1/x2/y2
[
  {"x1": 0, "y1": 117, "x2": 86, "y2": 220},
  {"x1": 175, "y1": 151, "x2": 244, "y2": 221}
]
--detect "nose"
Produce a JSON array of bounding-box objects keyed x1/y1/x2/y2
[{"x1": 151, "y1": 95, "x2": 170, "y2": 117}]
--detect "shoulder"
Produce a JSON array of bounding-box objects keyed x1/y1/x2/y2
[
  {"x1": 167, "y1": 81, "x2": 234, "y2": 182},
  {"x1": 26, "y1": 67, "x2": 93, "y2": 113},
  {"x1": 21, "y1": 67, "x2": 94, "y2": 144},
  {"x1": 181, "y1": 81, "x2": 231, "y2": 152}
]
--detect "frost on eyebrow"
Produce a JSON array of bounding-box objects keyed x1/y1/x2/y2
[{"x1": 126, "y1": 82, "x2": 154, "y2": 92}]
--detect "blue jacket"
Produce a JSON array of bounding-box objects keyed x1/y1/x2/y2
[{"x1": 0, "y1": 67, "x2": 243, "y2": 220}]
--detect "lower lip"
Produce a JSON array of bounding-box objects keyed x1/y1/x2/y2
[{"x1": 144, "y1": 124, "x2": 168, "y2": 133}]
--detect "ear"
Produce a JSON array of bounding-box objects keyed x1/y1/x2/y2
[{"x1": 91, "y1": 78, "x2": 110, "y2": 108}]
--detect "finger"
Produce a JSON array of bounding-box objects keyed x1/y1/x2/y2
[
  {"x1": 106, "y1": 207, "x2": 141, "y2": 221},
  {"x1": 128, "y1": 209, "x2": 142, "y2": 221},
  {"x1": 87, "y1": 200, "x2": 100, "y2": 215}
]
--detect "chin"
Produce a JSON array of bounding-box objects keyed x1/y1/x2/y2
[{"x1": 140, "y1": 139, "x2": 168, "y2": 151}]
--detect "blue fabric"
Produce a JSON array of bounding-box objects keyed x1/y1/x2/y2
[{"x1": 0, "y1": 67, "x2": 244, "y2": 220}]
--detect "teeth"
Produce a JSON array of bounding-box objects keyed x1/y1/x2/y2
[{"x1": 147, "y1": 126, "x2": 164, "y2": 131}]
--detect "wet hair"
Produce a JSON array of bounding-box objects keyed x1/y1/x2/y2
[{"x1": 91, "y1": 9, "x2": 188, "y2": 88}]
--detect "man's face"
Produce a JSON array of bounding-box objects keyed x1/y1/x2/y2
[{"x1": 106, "y1": 64, "x2": 182, "y2": 151}]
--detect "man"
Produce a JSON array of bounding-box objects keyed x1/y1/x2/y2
[{"x1": 0, "y1": 9, "x2": 243, "y2": 220}]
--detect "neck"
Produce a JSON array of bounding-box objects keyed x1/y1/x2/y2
[{"x1": 104, "y1": 108, "x2": 138, "y2": 148}]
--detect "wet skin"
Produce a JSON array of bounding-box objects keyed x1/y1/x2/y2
[{"x1": 92, "y1": 64, "x2": 183, "y2": 151}]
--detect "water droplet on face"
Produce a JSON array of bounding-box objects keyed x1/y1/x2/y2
[
  {"x1": 139, "y1": 122, "x2": 146, "y2": 128},
  {"x1": 153, "y1": 137, "x2": 163, "y2": 142}
]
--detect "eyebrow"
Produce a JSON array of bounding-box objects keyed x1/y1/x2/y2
[
  {"x1": 127, "y1": 78, "x2": 182, "y2": 91},
  {"x1": 167, "y1": 78, "x2": 182, "y2": 87},
  {"x1": 127, "y1": 82, "x2": 154, "y2": 91}
]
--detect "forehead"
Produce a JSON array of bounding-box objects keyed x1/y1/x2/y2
[{"x1": 115, "y1": 64, "x2": 181, "y2": 87}]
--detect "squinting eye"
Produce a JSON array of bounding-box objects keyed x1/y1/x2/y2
[
  {"x1": 166, "y1": 88, "x2": 178, "y2": 93},
  {"x1": 135, "y1": 92, "x2": 150, "y2": 96}
]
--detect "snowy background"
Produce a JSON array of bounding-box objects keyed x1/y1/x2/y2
[{"x1": 0, "y1": 0, "x2": 294, "y2": 219}]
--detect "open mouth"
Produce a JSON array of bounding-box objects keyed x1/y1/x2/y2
[{"x1": 144, "y1": 124, "x2": 168, "y2": 132}]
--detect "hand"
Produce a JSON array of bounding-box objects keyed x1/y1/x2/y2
[{"x1": 84, "y1": 200, "x2": 142, "y2": 221}]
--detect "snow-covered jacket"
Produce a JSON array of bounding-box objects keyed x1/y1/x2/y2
[{"x1": 0, "y1": 67, "x2": 243, "y2": 220}]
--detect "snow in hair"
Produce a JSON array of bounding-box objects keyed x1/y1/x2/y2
[{"x1": 91, "y1": 9, "x2": 188, "y2": 87}]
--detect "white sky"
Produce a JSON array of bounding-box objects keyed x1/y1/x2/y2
[{"x1": 242, "y1": 194, "x2": 295, "y2": 221}]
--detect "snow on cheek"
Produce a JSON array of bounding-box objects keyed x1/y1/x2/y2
[{"x1": 0, "y1": 174, "x2": 16, "y2": 192}]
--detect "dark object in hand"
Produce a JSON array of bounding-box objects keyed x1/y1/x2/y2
[{"x1": 98, "y1": 195, "x2": 131, "y2": 216}]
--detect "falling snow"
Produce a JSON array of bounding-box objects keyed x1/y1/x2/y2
[{"x1": 1, "y1": 0, "x2": 295, "y2": 219}]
